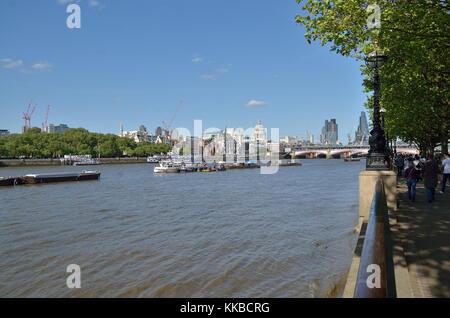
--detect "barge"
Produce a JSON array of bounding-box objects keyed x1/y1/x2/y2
[
  {"x1": 0, "y1": 171, "x2": 101, "y2": 186},
  {"x1": 0, "y1": 177, "x2": 24, "y2": 186},
  {"x1": 23, "y1": 171, "x2": 101, "y2": 184}
]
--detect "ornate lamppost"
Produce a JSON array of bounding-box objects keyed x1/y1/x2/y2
[
  {"x1": 365, "y1": 51, "x2": 391, "y2": 171},
  {"x1": 381, "y1": 107, "x2": 394, "y2": 165}
]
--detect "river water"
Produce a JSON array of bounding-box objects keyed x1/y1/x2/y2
[{"x1": 0, "y1": 159, "x2": 363, "y2": 297}]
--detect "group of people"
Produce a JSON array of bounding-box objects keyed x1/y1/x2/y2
[{"x1": 394, "y1": 153, "x2": 450, "y2": 203}]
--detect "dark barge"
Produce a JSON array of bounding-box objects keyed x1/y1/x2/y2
[
  {"x1": 0, "y1": 171, "x2": 100, "y2": 186},
  {"x1": 0, "y1": 177, "x2": 24, "y2": 186}
]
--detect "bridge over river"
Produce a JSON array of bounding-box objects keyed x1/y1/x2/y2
[{"x1": 291, "y1": 146, "x2": 418, "y2": 159}]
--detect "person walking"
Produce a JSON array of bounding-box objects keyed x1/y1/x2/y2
[
  {"x1": 405, "y1": 160, "x2": 421, "y2": 202},
  {"x1": 394, "y1": 154, "x2": 405, "y2": 178},
  {"x1": 422, "y1": 155, "x2": 440, "y2": 203},
  {"x1": 441, "y1": 153, "x2": 450, "y2": 193}
]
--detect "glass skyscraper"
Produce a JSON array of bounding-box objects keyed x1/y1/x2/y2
[
  {"x1": 354, "y1": 111, "x2": 370, "y2": 145},
  {"x1": 320, "y1": 118, "x2": 338, "y2": 145}
]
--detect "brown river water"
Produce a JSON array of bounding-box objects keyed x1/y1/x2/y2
[{"x1": 0, "y1": 159, "x2": 363, "y2": 297}]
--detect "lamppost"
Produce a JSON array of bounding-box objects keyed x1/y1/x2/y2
[
  {"x1": 380, "y1": 107, "x2": 394, "y2": 165},
  {"x1": 365, "y1": 51, "x2": 390, "y2": 171}
]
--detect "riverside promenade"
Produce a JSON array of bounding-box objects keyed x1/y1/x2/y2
[{"x1": 391, "y1": 180, "x2": 450, "y2": 297}]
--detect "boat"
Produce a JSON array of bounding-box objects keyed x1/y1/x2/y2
[
  {"x1": 200, "y1": 168, "x2": 216, "y2": 173},
  {"x1": 147, "y1": 156, "x2": 160, "y2": 163},
  {"x1": 200, "y1": 165, "x2": 217, "y2": 172},
  {"x1": 217, "y1": 163, "x2": 226, "y2": 171},
  {"x1": 179, "y1": 166, "x2": 195, "y2": 173},
  {"x1": 344, "y1": 157, "x2": 361, "y2": 162},
  {"x1": 153, "y1": 161, "x2": 180, "y2": 173},
  {"x1": 0, "y1": 176, "x2": 23, "y2": 186},
  {"x1": 22, "y1": 170, "x2": 101, "y2": 184},
  {"x1": 73, "y1": 158, "x2": 101, "y2": 166}
]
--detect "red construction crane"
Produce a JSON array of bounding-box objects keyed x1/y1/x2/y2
[
  {"x1": 22, "y1": 102, "x2": 36, "y2": 132},
  {"x1": 42, "y1": 105, "x2": 51, "y2": 132}
]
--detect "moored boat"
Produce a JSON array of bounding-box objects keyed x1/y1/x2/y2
[
  {"x1": 179, "y1": 166, "x2": 195, "y2": 173},
  {"x1": 344, "y1": 157, "x2": 361, "y2": 162},
  {"x1": 153, "y1": 161, "x2": 180, "y2": 173},
  {"x1": 0, "y1": 177, "x2": 23, "y2": 186},
  {"x1": 147, "y1": 156, "x2": 160, "y2": 163},
  {"x1": 23, "y1": 170, "x2": 101, "y2": 184},
  {"x1": 73, "y1": 158, "x2": 101, "y2": 166}
]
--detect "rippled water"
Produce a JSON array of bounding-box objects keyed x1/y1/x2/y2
[{"x1": 0, "y1": 159, "x2": 363, "y2": 297}]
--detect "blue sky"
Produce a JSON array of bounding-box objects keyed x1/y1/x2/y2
[{"x1": 0, "y1": 0, "x2": 368, "y2": 142}]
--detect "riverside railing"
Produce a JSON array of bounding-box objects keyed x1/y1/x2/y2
[{"x1": 354, "y1": 180, "x2": 396, "y2": 298}]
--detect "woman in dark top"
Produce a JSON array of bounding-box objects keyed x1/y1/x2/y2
[
  {"x1": 405, "y1": 160, "x2": 421, "y2": 202},
  {"x1": 422, "y1": 155, "x2": 440, "y2": 203}
]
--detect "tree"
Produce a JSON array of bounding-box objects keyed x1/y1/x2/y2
[
  {"x1": 296, "y1": 0, "x2": 449, "y2": 155},
  {"x1": 0, "y1": 129, "x2": 172, "y2": 158}
]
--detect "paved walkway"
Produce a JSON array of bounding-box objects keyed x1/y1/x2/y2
[{"x1": 391, "y1": 180, "x2": 450, "y2": 297}]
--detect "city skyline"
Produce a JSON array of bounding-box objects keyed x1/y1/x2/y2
[
  {"x1": 0, "y1": 0, "x2": 368, "y2": 140},
  {"x1": 0, "y1": 111, "x2": 371, "y2": 146}
]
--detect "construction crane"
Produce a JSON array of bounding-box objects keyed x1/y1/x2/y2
[
  {"x1": 22, "y1": 101, "x2": 36, "y2": 133},
  {"x1": 42, "y1": 105, "x2": 51, "y2": 132},
  {"x1": 162, "y1": 100, "x2": 183, "y2": 140}
]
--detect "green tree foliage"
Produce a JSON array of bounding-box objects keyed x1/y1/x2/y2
[
  {"x1": 296, "y1": 0, "x2": 449, "y2": 154},
  {"x1": 0, "y1": 129, "x2": 171, "y2": 158}
]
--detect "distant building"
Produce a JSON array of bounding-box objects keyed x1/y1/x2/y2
[
  {"x1": 320, "y1": 119, "x2": 338, "y2": 145},
  {"x1": 280, "y1": 136, "x2": 298, "y2": 145},
  {"x1": 0, "y1": 129, "x2": 10, "y2": 136},
  {"x1": 120, "y1": 124, "x2": 170, "y2": 144},
  {"x1": 48, "y1": 124, "x2": 69, "y2": 133},
  {"x1": 200, "y1": 121, "x2": 269, "y2": 161},
  {"x1": 306, "y1": 130, "x2": 315, "y2": 145},
  {"x1": 155, "y1": 126, "x2": 163, "y2": 137},
  {"x1": 354, "y1": 111, "x2": 370, "y2": 145},
  {"x1": 251, "y1": 120, "x2": 267, "y2": 144},
  {"x1": 120, "y1": 125, "x2": 150, "y2": 143}
]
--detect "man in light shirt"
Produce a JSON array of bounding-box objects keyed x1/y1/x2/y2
[{"x1": 442, "y1": 153, "x2": 450, "y2": 193}]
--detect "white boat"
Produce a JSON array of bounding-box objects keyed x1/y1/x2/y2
[
  {"x1": 147, "y1": 156, "x2": 160, "y2": 163},
  {"x1": 178, "y1": 162, "x2": 196, "y2": 172},
  {"x1": 73, "y1": 158, "x2": 101, "y2": 166},
  {"x1": 153, "y1": 161, "x2": 180, "y2": 173}
]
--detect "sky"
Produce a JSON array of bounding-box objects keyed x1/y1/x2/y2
[{"x1": 0, "y1": 0, "x2": 369, "y2": 143}]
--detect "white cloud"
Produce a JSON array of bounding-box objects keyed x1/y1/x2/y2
[
  {"x1": 1, "y1": 58, "x2": 54, "y2": 72},
  {"x1": 31, "y1": 62, "x2": 53, "y2": 71},
  {"x1": 192, "y1": 56, "x2": 203, "y2": 64},
  {"x1": 0, "y1": 58, "x2": 24, "y2": 69},
  {"x1": 246, "y1": 99, "x2": 267, "y2": 108},
  {"x1": 200, "y1": 74, "x2": 216, "y2": 81}
]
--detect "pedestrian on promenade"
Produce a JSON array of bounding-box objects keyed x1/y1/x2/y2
[
  {"x1": 405, "y1": 160, "x2": 421, "y2": 202},
  {"x1": 422, "y1": 154, "x2": 440, "y2": 203},
  {"x1": 394, "y1": 154, "x2": 405, "y2": 178},
  {"x1": 441, "y1": 153, "x2": 450, "y2": 193}
]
